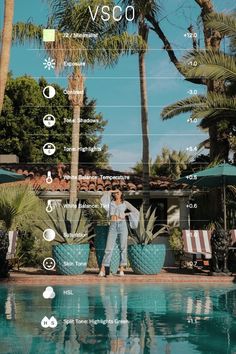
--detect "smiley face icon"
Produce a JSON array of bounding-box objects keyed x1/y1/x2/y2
[
  {"x1": 43, "y1": 114, "x2": 56, "y2": 128},
  {"x1": 43, "y1": 143, "x2": 56, "y2": 156},
  {"x1": 43, "y1": 257, "x2": 56, "y2": 271}
]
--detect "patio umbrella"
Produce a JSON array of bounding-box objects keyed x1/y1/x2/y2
[
  {"x1": 176, "y1": 163, "x2": 236, "y2": 230},
  {"x1": 0, "y1": 168, "x2": 25, "y2": 184}
]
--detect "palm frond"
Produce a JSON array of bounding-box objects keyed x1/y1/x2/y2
[
  {"x1": 12, "y1": 22, "x2": 43, "y2": 45},
  {"x1": 205, "y1": 12, "x2": 236, "y2": 36},
  {"x1": 94, "y1": 32, "x2": 146, "y2": 67},
  {"x1": 194, "y1": 94, "x2": 236, "y2": 125},
  {"x1": 161, "y1": 95, "x2": 207, "y2": 120},
  {"x1": 180, "y1": 50, "x2": 236, "y2": 82},
  {"x1": 161, "y1": 92, "x2": 236, "y2": 127},
  {"x1": 198, "y1": 138, "x2": 210, "y2": 150},
  {"x1": 44, "y1": 32, "x2": 91, "y2": 71},
  {"x1": 0, "y1": 185, "x2": 43, "y2": 231}
]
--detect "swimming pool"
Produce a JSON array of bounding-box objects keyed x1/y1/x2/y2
[{"x1": 0, "y1": 284, "x2": 235, "y2": 353}]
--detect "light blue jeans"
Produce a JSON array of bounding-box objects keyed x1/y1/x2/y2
[{"x1": 102, "y1": 221, "x2": 128, "y2": 267}]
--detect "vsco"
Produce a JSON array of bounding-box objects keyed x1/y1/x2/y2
[
  {"x1": 88, "y1": 5, "x2": 135, "y2": 22},
  {"x1": 0, "y1": 0, "x2": 235, "y2": 353}
]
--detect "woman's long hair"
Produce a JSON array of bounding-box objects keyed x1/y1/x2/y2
[{"x1": 111, "y1": 189, "x2": 124, "y2": 202}]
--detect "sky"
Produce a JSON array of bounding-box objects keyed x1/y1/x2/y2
[{"x1": 0, "y1": 0, "x2": 235, "y2": 171}]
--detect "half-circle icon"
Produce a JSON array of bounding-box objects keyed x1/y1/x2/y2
[{"x1": 43, "y1": 86, "x2": 56, "y2": 99}]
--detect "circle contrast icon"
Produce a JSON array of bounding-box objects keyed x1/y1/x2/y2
[
  {"x1": 43, "y1": 86, "x2": 56, "y2": 99},
  {"x1": 43, "y1": 229, "x2": 56, "y2": 242},
  {"x1": 43, "y1": 143, "x2": 56, "y2": 156},
  {"x1": 43, "y1": 114, "x2": 56, "y2": 128}
]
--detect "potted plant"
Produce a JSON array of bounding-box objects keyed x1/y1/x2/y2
[
  {"x1": 85, "y1": 198, "x2": 120, "y2": 274},
  {"x1": 38, "y1": 205, "x2": 93, "y2": 275},
  {"x1": 128, "y1": 205, "x2": 168, "y2": 274}
]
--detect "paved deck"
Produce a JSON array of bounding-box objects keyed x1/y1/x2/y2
[{"x1": 1, "y1": 268, "x2": 236, "y2": 285}]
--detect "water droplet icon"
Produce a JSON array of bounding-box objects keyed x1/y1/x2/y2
[
  {"x1": 41, "y1": 316, "x2": 49, "y2": 328},
  {"x1": 50, "y1": 316, "x2": 58, "y2": 328}
]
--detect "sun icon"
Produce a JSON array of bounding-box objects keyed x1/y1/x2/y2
[{"x1": 43, "y1": 57, "x2": 56, "y2": 70}]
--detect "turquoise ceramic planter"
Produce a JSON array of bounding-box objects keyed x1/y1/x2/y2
[
  {"x1": 94, "y1": 225, "x2": 120, "y2": 274},
  {"x1": 128, "y1": 244, "x2": 166, "y2": 275},
  {"x1": 52, "y1": 244, "x2": 89, "y2": 275}
]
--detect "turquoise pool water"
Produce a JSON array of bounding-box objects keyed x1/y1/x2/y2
[{"x1": 0, "y1": 284, "x2": 236, "y2": 354}]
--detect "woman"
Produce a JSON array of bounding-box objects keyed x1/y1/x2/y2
[{"x1": 99, "y1": 189, "x2": 139, "y2": 277}]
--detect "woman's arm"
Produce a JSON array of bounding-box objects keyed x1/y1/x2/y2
[
  {"x1": 124, "y1": 201, "x2": 139, "y2": 214},
  {"x1": 125, "y1": 201, "x2": 140, "y2": 229},
  {"x1": 100, "y1": 191, "x2": 112, "y2": 213}
]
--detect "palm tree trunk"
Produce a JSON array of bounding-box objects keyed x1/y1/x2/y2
[
  {"x1": 70, "y1": 105, "x2": 81, "y2": 204},
  {"x1": 68, "y1": 68, "x2": 84, "y2": 205},
  {"x1": 0, "y1": 0, "x2": 14, "y2": 115},
  {"x1": 139, "y1": 22, "x2": 150, "y2": 215}
]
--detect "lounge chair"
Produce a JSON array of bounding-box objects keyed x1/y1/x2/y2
[
  {"x1": 182, "y1": 230, "x2": 236, "y2": 264},
  {"x1": 186, "y1": 295, "x2": 212, "y2": 322}
]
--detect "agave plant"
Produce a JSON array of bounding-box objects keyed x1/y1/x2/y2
[
  {"x1": 84, "y1": 198, "x2": 110, "y2": 226},
  {"x1": 129, "y1": 205, "x2": 168, "y2": 245},
  {"x1": 0, "y1": 184, "x2": 43, "y2": 231},
  {"x1": 37, "y1": 204, "x2": 94, "y2": 245}
]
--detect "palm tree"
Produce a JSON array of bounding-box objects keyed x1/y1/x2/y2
[
  {"x1": 161, "y1": 12, "x2": 236, "y2": 163},
  {"x1": 161, "y1": 92, "x2": 235, "y2": 161},
  {"x1": 153, "y1": 147, "x2": 190, "y2": 179},
  {"x1": 0, "y1": 0, "x2": 14, "y2": 115},
  {"x1": 144, "y1": 0, "x2": 229, "y2": 162},
  {"x1": 12, "y1": 0, "x2": 145, "y2": 204},
  {"x1": 132, "y1": 147, "x2": 190, "y2": 179},
  {"x1": 139, "y1": 16, "x2": 151, "y2": 214},
  {"x1": 121, "y1": 0, "x2": 160, "y2": 214}
]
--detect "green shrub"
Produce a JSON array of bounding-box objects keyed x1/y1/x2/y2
[
  {"x1": 0, "y1": 185, "x2": 45, "y2": 269},
  {"x1": 169, "y1": 227, "x2": 184, "y2": 259}
]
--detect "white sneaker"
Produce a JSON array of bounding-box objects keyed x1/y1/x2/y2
[
  {"x1": 98, "y1": 271, "x2": 105, "y2": 277},
  {"x1": 119, "y1": 271, "x2": 125, "y2": 276}
]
